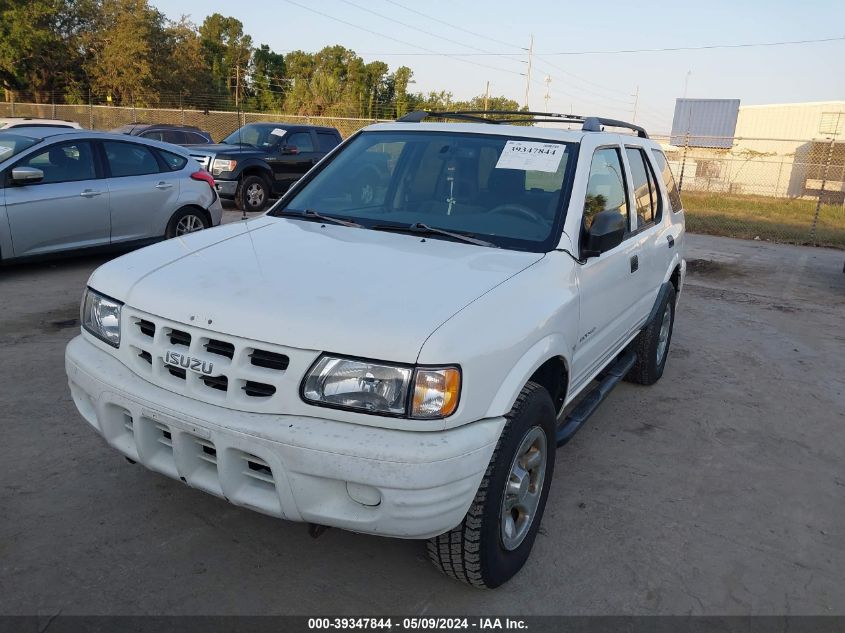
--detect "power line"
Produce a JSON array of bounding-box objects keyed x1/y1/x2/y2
[
  {"x1": 342, "y1": 35, "x2": 845, "y2": 56},
  {"x1": 279, "y1": 0, "x2": 525, "y2": 77}
]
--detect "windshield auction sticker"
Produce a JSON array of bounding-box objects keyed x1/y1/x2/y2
[
  {"x1": 270, "y1": 128, "x2": 287, "y2": 137},
  {"x1": 495, "y1": 140, "x2": 563, "y2": 173}
]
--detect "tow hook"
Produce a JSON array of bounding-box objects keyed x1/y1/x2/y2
[{"x1": 308, "y1": 523, "x2": 331, "y2": 539}]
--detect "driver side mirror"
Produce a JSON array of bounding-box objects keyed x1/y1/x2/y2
[
  {"x1": 282, "y1": 145, "x2": 299, "y2": 155},
  {"x1": 582, "y1": 209, "x2": 626, "y2": 259},
  {"x1": 11, "y1": 166, "x2": 44, "y2": 184}
]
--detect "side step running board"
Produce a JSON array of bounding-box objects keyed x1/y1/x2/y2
[{"x1": 556, "y1": 349, "x2": 637, "y2": 447}]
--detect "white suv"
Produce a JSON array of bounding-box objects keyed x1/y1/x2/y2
[{"x1": 65, "y1": 111, "x2": 686, "y2": 588}]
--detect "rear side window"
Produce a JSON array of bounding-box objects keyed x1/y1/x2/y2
[
  {"x1": 104, "y1": 141, "x2": 160, "y2": 177},
  {"x1": 158, "y1": 149, "x2": 187, "y2": 171},
  {"x1": 583, "y1": 147, "x2": 628, "y2": 231},
  {"x1": 316, "y1": 132, "x2": 339, "y2": 152},
  {"x1": 17, "y1": 141, "x2": 97, "y2": 184},
  {"x1": 651, "y1": 149, "x2": 683, "y2": 212},
  {"x1": 185, "y1": 131, "x2": 210, "y2": 144},
  {"x1": 625, "y1": 147, "x2": 660, "y2": 227}
]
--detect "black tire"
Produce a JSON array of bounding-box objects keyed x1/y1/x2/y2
[
  {"x1": 626, "y1": 285, "x2": 677, "y2": 385},
  {"x1": 427, "y1": 382, "x2": 556, "y2": 588},
  {"x1": 165, "y1": 207, "x2": 210, "y2": 239},
  {"x1": 237, "y1": 174, "x2": 270, "y2": 212}
]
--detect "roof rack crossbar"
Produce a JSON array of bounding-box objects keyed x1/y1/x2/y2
[{"x1": 395, "y1": 110, "x2": 648, "y2": 138}]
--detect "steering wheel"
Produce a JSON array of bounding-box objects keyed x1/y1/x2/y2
[{"x1": 488, "y1": 204, "x2": 547, "y2": 224}]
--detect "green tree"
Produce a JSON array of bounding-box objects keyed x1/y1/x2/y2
[
  {"x1": 249, "y1": 44, "x2": 286, "y2": 111},
  {"x1": 198, "y1": 13, "x2": 252, "y2": 106},
  {"x1": 157, "y1": 18, "x2": 215, "y2": 108},
  {"x1": 0, "y1": 0, "x2": 91, "y2": 102}
]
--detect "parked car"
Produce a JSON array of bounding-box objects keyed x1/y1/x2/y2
[
  {"x1": 0, "y1": 127, "x2": 222, "y2": 262},
  {"x1": 0, "y1": 117, "x2": 81, "y2": 130},
  {"x1": 65, "y1": 111, "x2": 686, "y2": 588},
  {"x1": 185, "y1": 122, "x2": 342, "y2": 212},
  {"x1": 111, "y1": 123, "x2": 213, "y2": 145}
]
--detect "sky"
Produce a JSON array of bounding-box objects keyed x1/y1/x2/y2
[{"x1": 151, "y1": 0, "x2": 845, "y2": 133}]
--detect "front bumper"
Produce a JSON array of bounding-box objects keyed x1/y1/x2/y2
[
  {"x1": 65, "y1": 336, "x2": 503, "y2": 539},
  {"x1": 214, "y1": 179, "x2": 238, "y2": 199}
]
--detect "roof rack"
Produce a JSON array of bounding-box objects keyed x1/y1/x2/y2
[{"x1": 396, "y1": 110, "x2": 649, "y2": 139}]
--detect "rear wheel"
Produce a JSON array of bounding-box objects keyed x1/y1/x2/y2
[
  {"x1": 237, "y1": 174, "x2": 270, "y2": 212},
  {"x1": 165, "y1": 207, "x2": 209, "y2": 239},
  {"x1": 626, "y1": 285, "x2": 676, "y2": 385},
  {"x1": 427, "y1": 382, "x2": 556, "y2": 588}
]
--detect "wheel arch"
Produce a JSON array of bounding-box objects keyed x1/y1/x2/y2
[
  {"x1": 484, "y1": 334, "x2": 571, "y2": 419},
  {"x1": 166, "y1": 204, "x2": 211, "y2": 237}
]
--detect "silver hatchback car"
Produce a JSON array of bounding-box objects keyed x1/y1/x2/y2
[{"x1": 0, "y1": 127, "x2": 223, "y2": 261}]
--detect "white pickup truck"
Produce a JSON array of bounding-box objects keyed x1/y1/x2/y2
[{"x1": 66, "y1": 111, "x2": 686, "y2": 588}]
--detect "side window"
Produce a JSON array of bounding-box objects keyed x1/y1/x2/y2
[
  {"x1": 651, "y1": 149, "x2": 683, "y2": 212},
  {"x1": 161, "y1": 130, "x2": 187, "y2": 145},
  {"x1": 185, "y1": 132, "x2": 209, "y2": 144},
  {"x1": 583, "y1": 147, "x2": 628, "y2": 230},
  {"x1": 17, "y1": 141, "x2": 97, "y2": 184},
  {"x1": 103, "y1": 141, "x2": 161, "y2": 177},
  {"x1": 158, "y1": 149, "x2": 187, "y2": 171},
  {"x1": 316, "y1": 132, "x2": 339, "y2": 152},
  {"x1": 625, "y1": 147, "x2": 658, "y2": 227},
  {"x1": 286, "y1": 132, "x2": 314, "y2": 152},
  {"x1": 141, "y1": 131, "x2": 165, "y2": 141}
]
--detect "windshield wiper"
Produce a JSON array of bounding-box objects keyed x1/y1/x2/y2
[
  {"x1": 281, "y1": 208, "x2": 362, "y2": 228},
  {"x1": 372, "y1": 222, "x2": 498, "y2": 248}
]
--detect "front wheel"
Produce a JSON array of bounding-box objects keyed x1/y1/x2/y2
[
  {"x1": 427, "y1": 382, "x2": 556, "y2": 588},
  {"x1": 165, "y1": 207, "x2": 209, "y2": 239},
  {"x1": 237, "y1": 175, "x2": 270, "y2": 212}
]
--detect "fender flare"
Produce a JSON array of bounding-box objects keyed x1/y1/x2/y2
[
  {"x1": 645, "y1": 281, "x2": 673, "y2": 327},
  {"x1": 234, "y1": 159, "x2": 274, "y2": 183},
  {"x1": 484, "y1": 333, "x2": 572, "y2": 418}
]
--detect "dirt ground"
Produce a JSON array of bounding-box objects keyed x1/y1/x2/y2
[{"x1": 1, "y1": 225, "x2": 843, "y2": 616}]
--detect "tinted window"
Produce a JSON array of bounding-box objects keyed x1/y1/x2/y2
[
  {"x1": 625, "y1": 147, "x2": 658, "y2": 227},
  {"x1": 185, "y1": 131, "x2": 210, "y2": 144},
  {"x1": 158, "y1": 149, "x2": 187, "y2": 171},
  {"x1": 161, "y1": 130, "x2": 186, "y2": 144},
  {"x1": 316, "y1": 132, "x2": 339, "y2": 152},
  {"x1": 280, "y1": 131, "x2": 576, "y2": 252},
  {"x1": 583, "y1": 147, "x2": 628, "y2": 230},
  {"x1": 286, "y1": 132, "x2": 314, "y2": 152},
  {"x1": 104, "y1": 141, "x2": 160, "y2": 177},
  {"x1": 18, "y1": 141, "x2": 96, "y2": 184},
  {"x1": 651, "y1": 149, "x2": 683, "y2": 212}
]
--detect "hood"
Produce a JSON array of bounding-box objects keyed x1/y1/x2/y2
[{"x1": 89, "y1": 218, "x2": 544, "y2": 363}]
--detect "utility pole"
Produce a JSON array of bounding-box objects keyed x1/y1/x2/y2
[
  {"x1": 235, "y1": 64, "x2": 240, "y2": 110},
  {"x1": 543, "y1": 75, "x2": 552, "y2": 112},
  {"x1": 484, "y1": 81, "x2": 490, "y2": 112},
  {"x1": 524, "y1": 34, "x2": 534, "y2": 109},
  {"x1": 682, "y1": 70, "x2": 692, "y2": 99},
  {"x1": 631, "y1": 85, "x2": 639, "y2": 123}
]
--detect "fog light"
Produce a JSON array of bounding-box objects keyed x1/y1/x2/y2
[{"x1": 346, "y1": 482, "x2": 381, "y2": 507}]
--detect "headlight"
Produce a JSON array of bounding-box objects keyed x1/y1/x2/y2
[
  {"x1": 302, "y1": 355, "x2": 461, "y2": 419},
  {"x1": 81, "y1": 288, "x2": 122, "y2": 347},
  {"x1": 211, "y1": 158, "x2": 237, "y2": 175}
]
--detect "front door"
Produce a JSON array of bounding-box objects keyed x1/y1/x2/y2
[
  {"x1": 268, "y1": 130, "x2": 319, "y2": 192},
  {"x1": 571, "y1": 145, "x2": 645, "y2": 387},
  {"x1": 4, "y1": 140, "x2": 110, "y2": 258}
]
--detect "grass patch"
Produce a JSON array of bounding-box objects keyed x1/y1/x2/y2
[{"x1": 681, "y1": 192, "x2": 845, "y2": 249}]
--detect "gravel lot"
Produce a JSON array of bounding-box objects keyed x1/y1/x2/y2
[{"x1": 1, "y1": 221, "x2": 843, "y2": 616}]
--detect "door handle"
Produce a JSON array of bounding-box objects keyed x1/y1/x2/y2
[
  {"x1": 80, "y1": 189, "x2": 104, "y2": 198},
  {"x1": 667, "y1": 235, "x2": 675, "y2": 248},
  {"x1": 630, "y1": 255, "x2": 639, "y2": 273},
  {"x1": 155, "y1": 182, "x2": 173, "y2": 190}
]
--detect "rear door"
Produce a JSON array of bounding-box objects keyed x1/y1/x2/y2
[
  {"x1": 3, "y1": 139, "x2": 110, "y2": 257},
  {"x1": 101, "y1": 140, "x2": 181, "y2": 243}
]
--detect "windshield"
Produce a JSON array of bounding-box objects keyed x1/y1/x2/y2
[
  {"x1": 222, "y1": 124, "x2": 286, "y2": 149},
  {"x1": 0, "y1": 133, "x2": 40, "y2": 162},
  {"x1": 274, "y1": 130, "x2": 576, "y2": 251}
]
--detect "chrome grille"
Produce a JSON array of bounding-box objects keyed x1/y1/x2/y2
[{"x1": 190, "y1": 154, "x2": 211, "y2": 170}]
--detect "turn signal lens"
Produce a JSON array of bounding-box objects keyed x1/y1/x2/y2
[{"x1": 411, "y1": 368, "x2": 461, "y2": 419}]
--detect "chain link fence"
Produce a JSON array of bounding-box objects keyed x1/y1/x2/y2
[
  {"x1": 653, "y1": 134, "x2": 844, "y2": 248},
  {"x1": 1, "y1": 98, "x2": 842, "y2": 248}
]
